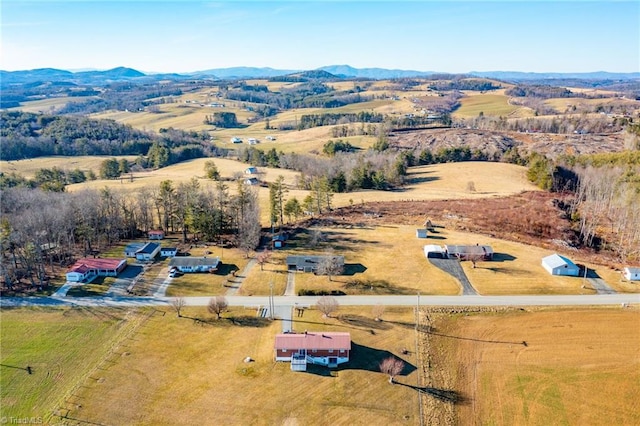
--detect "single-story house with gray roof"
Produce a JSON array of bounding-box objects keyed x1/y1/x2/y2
[
  {"x1": 169, "y1": 256, "x2": 220, "y2": 273},
  {"x1": 286, "y1": 255, "x2": 344, "y2": 273}
]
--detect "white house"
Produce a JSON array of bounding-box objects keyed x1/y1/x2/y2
[
  {"x1": 169, "y1": 256, "x2": 220, "y2": 273},
  {"x1": 274, "y1": 332, "x2": 351, "y2": 371},
  {"x1": 623, "y1": 267, "x2": 640, "y2": 281},
  {"x1": 135, "y1": 242, "x2": 161, "y2": 262},
  {"x1": 416, "y1": 229, "x2": 428, "y2": 239},
  {"x1": 542, "y1": 254, "x2": 580, "y2": 276},
  {"x1": 245, "y1": 167, "x2": 258, "y2": 175},
  {"x1": 244, "y1": 177, "x2": 260, "y2": 186},
  {"x1": 161, "y1": 247, "x2": 178, "y2": 258}
]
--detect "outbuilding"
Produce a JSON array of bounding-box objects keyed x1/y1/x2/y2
[
  {"x1": 274, "y1": 332, "x2": 351, "y2": 371},
  {"x1": 424, "y1": 245, "x2": 446, "y2": 259},
  {"x1": 416, "y1": 229, "x2": 428, "y2": 239},
  {"x1": 245, "y1": 167, "x2": 258, "y2": 175},
  {"x1": 623, "y1": 267, "x2": 640, "y2": 281},
  {"x1": 541, "y1": 253, "x2": 580, "y2": 276}
]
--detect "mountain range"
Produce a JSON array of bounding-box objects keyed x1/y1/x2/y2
[{"x1": 2, "y1": 65, "x2": 639, "y2": 85}]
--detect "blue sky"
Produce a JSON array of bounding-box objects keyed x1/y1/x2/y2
[{"x1": 1, "y1": 1, "x2": 638, "y2": 73}]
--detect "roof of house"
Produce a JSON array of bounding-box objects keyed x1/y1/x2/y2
[
  {"x1": 68, "y1": 258, "x2": 125, "y2": 272},
  {"x1": 424, "y1": 245, "x2": 444, "y2": 253},
  {"x1": 169, "y1": 256, "x2": 220, "y2": 268},
  {"x1": 286, "y1": 255, "x2": 345, "y2": 268},
  {"x1": 148, "y1": 230, "x2": 164, "y2": 235},
  {"x1": 624, "y1": 267, "x2": 640, "y2": 273},
  {"x1": 125, "y1": 242, "x2": 145, "y2": 252},
  {"x1": 542, "y1": 253, "x2": 577, "y2": 269},
  {"x1": 137, "y1": 242, "x2": 160, "y2": 254},
  {"x1": 274, "y1": 332, "x2": 351, "y2": 351},
  {"x1": 445, "y1": 245, "x2": 493, "y2": 254},
  {"x1": 161, "y1": 247, "x2": 177, "y2": 252}
]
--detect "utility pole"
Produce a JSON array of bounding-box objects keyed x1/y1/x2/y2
[{"x1": 269, "y1": 281, "x2": 274, "y2": 320}]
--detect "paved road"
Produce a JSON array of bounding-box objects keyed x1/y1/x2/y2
[
  {"x1": 4, "y1": 293, "x2": 639, "y2": 308},
  {"x1": 225, "y1": 258, "x2": 257, "y2": 296},
  {"x1": 284, "y1": 271, "x2": 296, "y2": 296}
]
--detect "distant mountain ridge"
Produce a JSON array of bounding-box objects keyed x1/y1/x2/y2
[{"x1": 2, "y1": 65, "x2": 639, "y2": 85}]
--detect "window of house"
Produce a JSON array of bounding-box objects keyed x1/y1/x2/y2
[
  {"x1": 281, "y1": 349, "x2": 287, "y2": 352},
  {"x1": 312, "y1": 349, "x2": 317, "y2": 353},
  {"x1": 329, "y1": 349, "x2": 333, "y2": 353},
  {"x1": 340, "y1": 349, "x2": 345, "y2": 353}
]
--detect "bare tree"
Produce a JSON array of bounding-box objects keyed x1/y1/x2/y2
[
  {"x1": 208, "y1": 296, "x2": 228, "y2": 319},
  {"x1": 257, "y1": 249, "x2": 272, "y2": 271},
  {"x1": 316, "y1": 296, "x2": 339, "y2": 318},
  {"x1": 372, "y1": 304, "x2": 385, "y2": 321},
  {"x1": 171, "y1": 297, "x2": 186, "y2": 318},
  {"x1": 316, "y1": 255, "x2": 344, "y2": 282},
  {"x1": 379, "y1": 356, "x2": 405, "y2": 384}
]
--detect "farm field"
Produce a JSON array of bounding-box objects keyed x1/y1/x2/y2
[
  {"x1": 426, "y1": 307, "x2": 640, "y2": 425},
  {"x1": 0, "y1": 307, "x2": 146, "y2": 420},
  {"x1": 57, "y1": 306, "x2": 421, "y2": 425},
  {"x1": 452, "y1": 92, "x2": 523, "y2": 118},
  {"x1": 0, "y1": 155, "x2": 138, "y2": 178}
]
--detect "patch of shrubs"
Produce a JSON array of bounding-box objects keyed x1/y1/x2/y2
[{"x1": 297, "y1": 289, "x2": 346, "y2": 296}]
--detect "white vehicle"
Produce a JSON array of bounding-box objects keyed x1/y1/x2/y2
[
  {"x1": 265, "y1": 135, "x2": 276, "y2": 141},
  {"x1": 248, "y1": 138, "x2": 258, "y2": 145},
  {"x1": 230, "y1": 137, "x2": 242, "y2": 143}
]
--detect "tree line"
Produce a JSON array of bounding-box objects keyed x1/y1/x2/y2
[
  {"x1": 0, "y1": 111, "x2": 220, "y2": 162},
  {"x1": 0, "y1": 178, "x2": 261, "y2": 289}
]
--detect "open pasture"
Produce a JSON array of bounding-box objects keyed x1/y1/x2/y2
[
  {"x1": 61, "y1": 306, "x2": 421, "y2": 425},
  {"x1": 434, "y1": 308, "x2": 640, "y2": 425},
  {"x1": 0, "y1": 155, "x2": 138, "y2": 178},
  {"x1": 0, "y1": 307, "x2": 143, "y2": 420},
  {"x1": 8, "y1": 96, "x2": 100, "y2": 114},
  {"x1": 452, "y1": 92, "x2": 522, "y2": 118}
]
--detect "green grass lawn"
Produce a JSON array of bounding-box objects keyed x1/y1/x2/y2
[{"x1": 0, "y1": 307, "x2": 139, "y2": 420}]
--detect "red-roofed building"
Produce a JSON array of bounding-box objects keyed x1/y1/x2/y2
[
  {"x1": 274, "y1": 332, "x2": 351, "y2": 371},
  {"x1": 148, "y1": 230, "x2": 165, "y2": 240},
  {"x1": 66, "y1": 258, "x2": 127, "y2": 283}
]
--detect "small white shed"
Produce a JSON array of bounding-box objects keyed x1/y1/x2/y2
[
  {"x1": 416, "y1": 229, "x2": 428, "y2": 238},
  {"x1": 542, "y1": 254, "x2": 580, "y2": 276},
  {"x1": 623, "y1": 267, "x2": 640, "y2": 281}
]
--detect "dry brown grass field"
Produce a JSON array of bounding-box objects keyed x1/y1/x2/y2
[
  {"x1": 8, "y1": 96, "x2": 99, "y2": 114},
  {"x1": 425, "y1": 308, "x2": 640, "y2": 425},
  {"x1": 243, "y1": 225, "x2": 460, "y2": 296},
  {"x1": 0, "y1": 155, "x2": 138, "y2": 178},
  {"x1": 452, "y1": 92, "x2": 524, "y2": 118},
  {"x1": 62, "y1": 306, "x2": 421, "y2": 425}
]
